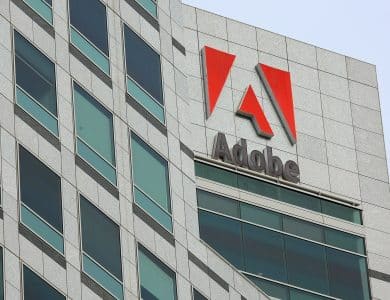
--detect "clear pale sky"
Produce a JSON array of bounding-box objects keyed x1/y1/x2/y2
[{"x1": 183, "y1": 0, "x2": 390, "y2": 174}]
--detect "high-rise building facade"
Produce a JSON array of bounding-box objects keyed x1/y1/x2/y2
[{"x1": 0, "y1": 0, "x2": 389, "y2": 300}]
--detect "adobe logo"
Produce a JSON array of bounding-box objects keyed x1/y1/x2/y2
[{"x1": 201, "y1": 46, "x2": 297, "y2": 145}]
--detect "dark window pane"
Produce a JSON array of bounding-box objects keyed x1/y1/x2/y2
[
  {"x1": 321, "y1": 201, "x2": 362, "y2": 224},
  {"x1": 237, "y1": 175, "x2": 279, "y2": 199},
  {"x1": 193, "y1": 289, "x2": 208, "y2": 300},
  {"x1": 14, "y1": 31, "x2": 57, "y2": 115},
  {"x1": 194, "y1": 162, "x2": 238, "y2": 187},
  {"x1": 325, "y1": 228, "x2": 365, "y2": 255},
  {"x1": 138, "y1": 245, "x2": 177, "y2": 300},
  {"x1": 280, "y1": 189, "x2": 321, "y2": 212},
  {"x1": 23, "y1": 265, "x2": 65, "y2": 300},
  {"x1": 124, "y1": 25, "x2": 163, "y2": 103},
  {"x1": 283, "y1": 216, "x2": 324, "y2": 243},
  {"x1": 327, "y1": 248, "x2": 370, "y2": 300},
  {"x1": 241, "y1": 203, "x2": 282, "y2": 230},
  {"x1": 242, "y1": 223, "x2": 287, "y2": 281},
  {"x1": 199, "y1": 210, "x2": 244, "y2": 269},
  {"x1": 80, "y1": 196, "x2": 122, "y2": 280},
  {"x1": 285, "y1": 236, "x2": 329, "y2": 294},
  {"x1": 248, "y1": 275, "x2": 289, "y2": 300},
  {"x1": 290, "y1": 289, "x2": 329, "y2": 300},
  {"x1": 197, "y1": 189, "x2": 239, "y2": 218},
  {"x1": 69, "y1": 0, "x2": 108, "y2": 54},
  {"x1": 19, "y1": 146, "x2": 62, "y2": 232}
]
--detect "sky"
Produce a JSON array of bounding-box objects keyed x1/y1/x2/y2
[{"x1": 183, "y1": 0, "x2": 390, "y2": 174}]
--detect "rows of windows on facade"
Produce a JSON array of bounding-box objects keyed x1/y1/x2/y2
[{"x1": 0, "y1": 0, "x2": 372, "y2": 300}]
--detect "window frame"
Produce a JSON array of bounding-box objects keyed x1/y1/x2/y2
[
  {"x1": 136, "y1": 242, "x2": 178, "y2": 300},
  {"x1": 71, "y1": 80, "x2": 118, "y2": 186},
  {"x1": 21, "y1": 263, "x2": 66, "y2": 300},
  {"x1": 12, "y1": 29, "x2": 59, "y2": 137},
  {"x1": 77, "y1": 193, "x2": 124, "y2": 299},
  {"x1": 67, "y1": 0, "x2": 111, "y2": 75},
  {"x1": 17, "y1": 143, "x2": 65, "y2": 255},
  {"x1": 135, "y1": 0, "x2": 159, "y2": 20},
  {"x1": 122, "y1": 22, "x2": 166, "y2": 124},
  {"x1": 129, "y1": 130, "x2": 173, "y2": 232}
]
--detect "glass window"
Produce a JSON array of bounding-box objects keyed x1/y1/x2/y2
[
  {"x1": 74, "y1": 83, "x2": 116, "y2": 185},
  {"x1": 327, "y1": 248, "x2": 370, "y2": 300},
  {"x1": 242, "y1": 223, "x2": 286, "y2": 281},
  {"x1": 14, "y1": 30, "x2": 58, "y2": 136},
  {"x1": 241, "y1": 203, "x2": 282, "y2": 230},
  {"x1": 325, "y1": 228, "x2": 365, "y2": 255},
  {"x1": 321, "y1": 200, "x2": 362, "y2": 224},
  {"x1": 24, "y1": 0, "x2": 53, "y2": 24},
  {"x1": 69, "y1": 0, "x2": 110, "y2": 74},
  {"x1": 124, "y1": 25, "x2": 164, "y2": 123},
  {"x1": 280, "y1": 188, "x2": 321, "y2": 212},
  {"x1": 283, "y1": 216, "x2": 324, "y2": 243},
  {"x1": 198, "y1": 210, "x2": 244, "y2": 269},
  {"x1": 197, "y1": 189, "x2": 239, "y2": 218},
  {"x1": 193, "y1": 289, "x2": 208, "y2": 300},
  {"x1": 238, "y1": 174, "x2": 279, "y2": 200},
  {"x1": 80, "y1": 195, "x2": 123, "y2": 299},
  {"x1": 130, "y1": 132, "x2": 172, "y2": 231},
  {"x1": 285, "y1": 236, "x2": 329, "y2": 294},
  {"x1": 138, "y1": 245, "x2": 177, "y2": 300},
  {"x1": 135, "y1": 0, "x2": 157, "y2": 18},
  {"x1": 194, "y1": 162, "x2": 362, "y2": 224},
  {"x1": 248, "y1": 276, "x2": 289, "y2": 300},
  {"x1": 19, "y1": 146, "x2": 64, "y2": 253},
  {"x1": 195, "y1": 162, "x2": 238, "y2": 187},
  {"x1": 23, "y1": 265, "x2": 65, "y2": 300}
]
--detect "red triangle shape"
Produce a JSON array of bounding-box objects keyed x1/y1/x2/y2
[
  {"x1": 257, "y1": 64, "x2": 297, "y2": 144},
  {"x1": 202, "y1": 46, "x2": 236, "y2": 117},
  {"x1": 237, "y1": 85, "x2": 274, "y2": 138}
]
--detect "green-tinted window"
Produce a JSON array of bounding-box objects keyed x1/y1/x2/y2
[
  {"x1": 138, "y1": 245, "x2": 177, "y2": 300},
  {"x1": 14, "y1": 30, "x2": 58, "y2": 135},
  {"x1": 197, "y1": 189, "x2": 239, "y2": 218},
  {"x1": 238, "y1": 174, "x2": 279, "y2": 200},
  {"x1": 80, "y1": 196, "x2": 123, "y2": 299},
  {"x1": 23, "y1": 265, "x2": 65, "y2": 300},
  {"x1": 285, "y1": 236, "x2": 329, "y2": 294},
  {"x1": 327, "y1": 248, "x2": 370, "y2": 300},
  {"x1": 135, "y1": 0, "x2": 157, "y2": 18},
  {"x1": 283, "y1": 216, "x2": 324, "y2": 243},
  {"x1": 325, "y1": 228, "x2": 365, "y2": 255},
  {"x1": 74, "y1": 83, "x2": 116, "y2": 185},
  {"x1": 280, "y1": 188, "x2": 321, "y2": 212},
  {"x1": 321, "y1": 200, "x2": 362, "y2": 224},
  {"x1": 19, "y1": 146, "x2": 64, "y2": 253},
  {"x1": 23, "y1": 0, "x2": 53, "y2": 24},
  {"x1": 195, "y1": 162, "x2": 362, "y2": 224},
  {"x1": 131, "y1": 132, "x2": 172, "y2": 231},
  {"x1": 197, "y1": 190, "x2": 370, "y2": 300},
  {"x1": 69, "y1": 0, "x2": 110, "y2": 74},
  {"x1": 241, "y1": 203, "x2": 282, "y2": 230},
  {"x1": 242, "y1": 223, "x2": 286, "y2": 281},
  {"x1": 195, "y1": 161, "x2": 238, "y2": 187},
  {"x1": 124, "y1": 25, "x2": 164, "y2": 122},
  {"x1": 198, "y1": 210, "x2": 244, "y2": 270},
  {"x1": 193, "y1": 289, "x2": 208, "y2": 300}
]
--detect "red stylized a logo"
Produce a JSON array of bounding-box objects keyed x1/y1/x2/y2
[
  {"x1": 201, "y1": 46, "x2": 236, "y2": 117},
  {"x1": 202, "y1": 46, "x2": 297, "y2": 145}
]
